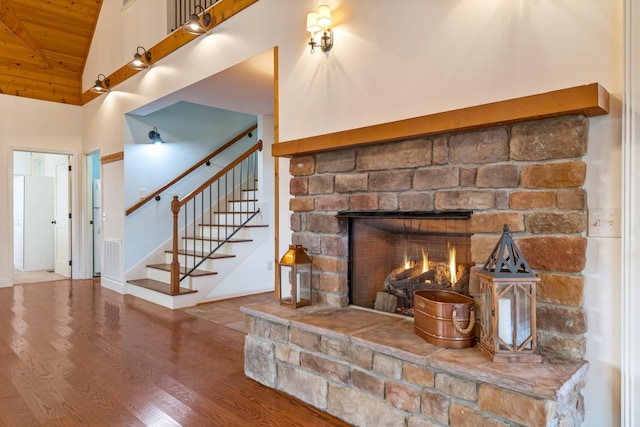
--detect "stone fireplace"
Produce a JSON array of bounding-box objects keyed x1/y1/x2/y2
[{"x1": 243, "y1": 84, "x2": 610, "y2": 426}]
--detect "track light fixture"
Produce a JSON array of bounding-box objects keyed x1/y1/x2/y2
[
  {"x1": 127, "y1": 46, "x2": 152, "y2": 70},
  {"x1": 89, "y1": 74, "x2": 110, "y2": 94},
  {"x1": 182, "y1": 4, "x2": 212, "y2": 35},
  {"x1": 148, "y1": 127, "x2": 165, "y2": 144},
  {"x1": 306, "y1": 4, "x2": 333, "y2": 53}
]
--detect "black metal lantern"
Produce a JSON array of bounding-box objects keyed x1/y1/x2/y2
[
  {"x1": 477, "y1": 225, "x2": 541, "y2": 363},
  {"x1": 278, "y1": 245, "x2": 312, "y2": 308}
]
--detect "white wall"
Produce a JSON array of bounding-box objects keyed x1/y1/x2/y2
[
  {"x1": 0, "y1": 96, "x2": 84, "y2": 285},
  {"x1": 78, "y1": 0, "x2": 623, "y2": 425}
]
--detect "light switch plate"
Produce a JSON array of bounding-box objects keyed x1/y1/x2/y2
[{"x1": 588, "y1": 208, "x2": 621, "y2": 238}]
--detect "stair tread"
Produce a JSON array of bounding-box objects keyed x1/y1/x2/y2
[
  {"x1": 127, "y1": 278, "x2": 197, "y2": 295},
  {"x1": 165, "y1": 250, "x2": 236, "y2": 259},
  {"x1": 182, "y1": 237, "x2": 253, "y2": 243},
  {"x1": 147, "y1": 263, "x2": 218, "y2": 276},
  {"x1": 199, "y1": 224, "x2": 268, "y2": 228}
]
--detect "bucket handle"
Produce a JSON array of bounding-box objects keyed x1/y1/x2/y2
[{"x1": 452, "y1": 306, "x2": 475, "y2": 335}]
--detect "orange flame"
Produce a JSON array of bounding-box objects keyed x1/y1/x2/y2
[
  {"x1": 421, "y1": 249, "x2": 429, "y2": 273},
  {"x1": 449, "y1": 245, "x2": 457, "y2": 287}
]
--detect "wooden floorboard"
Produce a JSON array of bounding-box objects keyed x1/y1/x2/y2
[{"x1": 0, "y1": 279, "x2": 349, "y2": 426}]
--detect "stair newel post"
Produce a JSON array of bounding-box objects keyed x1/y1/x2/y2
[{"x1": 170, "y1": 195, "x2": 181, "y2": 295}]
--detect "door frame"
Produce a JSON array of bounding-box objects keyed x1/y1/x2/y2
[
  {"x1": 9, "y1": 147, "x2": 80, "y2": 284},
  {"x1": 84, "y1": 149, "x2": 101, "y2": 278}
]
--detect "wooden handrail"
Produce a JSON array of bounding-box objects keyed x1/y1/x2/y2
[
  {"x1": 126, "y1": 123, "x2": 257, "y2": 216},
  {"x1": 177, "y1": 140, "x2": 263, "y2": 208}
]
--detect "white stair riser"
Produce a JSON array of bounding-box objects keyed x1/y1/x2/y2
[
  {"x1": 148, "y1": 268, "x2": 171, "y2": 282},
  {"x1": 209, "y1": 213, "x2": 262, "y2": 226},
  {"x1": 163, "y1": 254, "x2": 223, "y2": 271},
  {"x1": 198, "y1": 227, "x2": 252, "y2": 239},
  {"x1": 183, "y1": 239, "x2": 247, "y2": 253},
  {"x1": 227, "y1": 201, "x2": 258, "y2": 211}
]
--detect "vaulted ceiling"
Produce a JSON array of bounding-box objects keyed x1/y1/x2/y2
[{"x1": 0, "y1": 0, "x2": 102, "y2": 105}]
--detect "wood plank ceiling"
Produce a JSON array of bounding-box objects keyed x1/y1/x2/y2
[{"x1": 0, "y1": 0, "x2": 102, "y2": 105}]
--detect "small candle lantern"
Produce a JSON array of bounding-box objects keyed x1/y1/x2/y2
[
  {"x1": 278, "y1": 244, "x2": 312, "y2": 308},
  {"x1": 477, "y1": 225, "x2": 541, "y2": 363}
]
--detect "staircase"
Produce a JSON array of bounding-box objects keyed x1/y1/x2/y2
[{"x1": 125, "y1": 134, "x2": 270, "y2": 309}]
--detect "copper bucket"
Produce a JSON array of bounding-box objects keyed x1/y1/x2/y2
[{"x1": 413, "y1": 290, "x2": 475, "y2": 349}]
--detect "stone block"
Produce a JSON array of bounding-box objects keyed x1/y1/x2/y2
[
  {"x1": 315, "y1": 195, "x2": 349, "y2": 211},
  {"x1": 290, "y1": 213, "x2": 302, "y2": 232},
  {"x1": 335, "y1": 173, "x2": 369, "y2": 193},
  {"x1": 470, "y1": 212, "x2": 524, "y2": 233},
  {"x1": 373, "y1": 354, "x2": 402, "y2": 379},
  {"x1": 351, "y1": 368, "x2": 384, "y2": 397},
  {"x1": 510, "y1": 191, "x2": 556, "y2": 209},
  {"x1": 319, "y1": 273, "x2": 348, "y2": 293},
  {"x1": 557, "y1": 189, "x2": 587, "y2": 210},
  {"x1": 468, "y1": 266, "x2": 482, "y2": 296},
  {"x1": 312, "y1": 255, "x2": 348, "y2": 273},
  {"x1": 510, "y1": 116, "x2": 588, "y2": 161},
  {"x1": 478, "y1": 384, "x2": 555, "y2": 427},
  {"x1": 244, "y1": 335, "x2": 276, "y2": 387},
  {"x1": 476, "y1": 165, "x2": 519, "y2": 188},
  {"x1": 537, "y1": 304, "x2": 587, "y2": 335},
  {"x1": 290, "y1": 156, "x2": 316, "y2": 176},
  {"x1": 327, "y1": 384, "x2": 406, "y2": 426},
  {"x1": 321, "y1": 337, "x2": 373, "y2": 370},
  {"x1": 369, "y1": 170, "x2": 413, "y2": 191},
  {"x1": 290, "y1": 177, "x2": 309, "y2": 195},
  {"x1": 449, "y1": 403, "x2": 509, "y2": 427},
  {"x1": 357, "y1": 138, "x2": 433, "y2": 171},
  {"x1": 309, "y1": 175, "x2": 334, "y2": 194},
  {"x1": 526, "y1": 212, "x2": 586, "y2": 234},
  {"x1": 537, "y1": 330, "x2": 586, "y2": 359},
  {"x1": 471, "y1": 234, "x2": 500, "y2": 264},
  {"x1": 379, "y1": 193, "x2": 399, "y2": 210},
  {"x1": 275, "y1": 343, "x2": 301, "y2": 365},
  {"x1": 402, "y1": 363, "x2": 435, "y2": 387},
  {"x1": 245, "y1": 315, "x2": 256, "y2": 334},
  {"x1": 521, "y1": 162, "x2": 586, "y2": 188},
  {"x1": 292, "y1": 233, "x2": 321, "y2": 254},
  {"x1": 289, "y1": 197, "x2": 314, "y2": 211},
  {"x1": 322, "y1": 292, "x2": 349, "y2": 307},
  {"x1": 408, "y1": 417, "x2": 441, "y2": 427},
  {"x1": 349, "y1": 193, "x2": 379, "y2": 210},
  {"x1": 321, "y1": 235, "x2": 349, "y2": 257},
  {"x1": 460, "y1": 168, "x2": 477, "y2": 186},
  {"x1": 301, "y1": 352, "x2": 350, "y2": 384},
  {"x1": 386, "y1": 380, "x2": 421, "y2": 413},
  {"x1": 516, "y1": 236, "x2": 587, "y2": 272},
  {"x1": 278, "y1": 364, "x2": 328, "y2": 409},
  {"x1": 290, "y1": 328, "x2": 321, "y2": 352},
  {"x1": 414, "y1": 166, "x2": 459, "y2": 189},
  {"x1": 305, "y1": 213, "x2": 346, "y2": 233},
  {"x1": 421, "y1": 390, "x2": 451, "y2": 424},
  {"x1": 450, "y1": 128, "x2": 509, "y2": 164},
  {"x1": 435, "y1": 190, "x2": 494, "y2": 211},
  {"x1": 399, "y1": 192, "x2": 434, "y2": 211},
  {"x1": 495, "y1": 191, "x2": 509, "y2": 209},
  {"x1": 316, "y1": 150, "x2": 357, "y2": 173},
  {"x1": 253, "y1": 318, "x2": 289, "y2": 343},
  {"x1": 435, "y1": 373, "x2": 477, "y2": 402},
  {"x1": 432, "y1": 137, "x2": 449, "y2": 165},
  {"x1": 538, "y1": 274, "x2": 584, "y2": 306}
]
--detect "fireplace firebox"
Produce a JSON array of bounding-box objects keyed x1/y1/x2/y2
[{"x1": 339, "y1": 211, "x2": 473, "y2": 317}]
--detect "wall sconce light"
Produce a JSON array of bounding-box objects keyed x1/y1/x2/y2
[
  {"x1": 127, "y1": 46, "x2": 152, "y2": 70},
  {"x1": 182, "y1": 4, "x2": 212, "y2": 35},
  {"x1": 306, "y1": 4, "x2": 333, "y2": 53},
  {"x1": 89, "y1": 74, "x2": 110, "y2": 94},
  {"x1": 148, "y1": 127, "x2": 165, "y2": 144}
]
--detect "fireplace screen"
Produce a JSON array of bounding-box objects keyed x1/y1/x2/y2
[{"x1": 344, "y1": 212, "x2": 472, "y2": 317}]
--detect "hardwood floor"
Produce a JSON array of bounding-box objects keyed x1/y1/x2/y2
[{"x1": 0, "y1": 279, "x2": 349, "y2": 426}]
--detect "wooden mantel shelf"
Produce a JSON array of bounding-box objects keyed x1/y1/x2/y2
[{"x1": 273, "y1": 83, "x2": 610, "y2": 158}]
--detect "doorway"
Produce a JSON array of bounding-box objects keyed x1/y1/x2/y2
[
  {"x1": 13, "y1": 151, "x2": 71, "y2": 284},
  {"x1": 86, "y1": 151, "x2": 101, "y2": 277}
]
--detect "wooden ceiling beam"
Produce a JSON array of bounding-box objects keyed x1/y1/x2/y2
[
  {"x1": 0, "y1": 1, "x2": 50, "y2": 68},
  {"x1": 81, "y1": 0, "x2": 260, "y2": 105}
]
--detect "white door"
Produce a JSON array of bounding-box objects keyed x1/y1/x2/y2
[{"x1": 54, "y1": 159, "x2": 71, "y2": 277}]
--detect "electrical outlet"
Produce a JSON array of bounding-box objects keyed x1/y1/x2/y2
[{"x1": 588, "y1": 208, "x2": 621, "y2": 238}]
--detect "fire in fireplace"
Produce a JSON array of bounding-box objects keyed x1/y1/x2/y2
[{"x1": 340, "y1": 211, "x2": 472, "y2": 317}]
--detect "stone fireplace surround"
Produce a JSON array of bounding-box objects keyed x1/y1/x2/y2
[{"x1": 244, "y1": 84, "x2": 609, "y2": 426}]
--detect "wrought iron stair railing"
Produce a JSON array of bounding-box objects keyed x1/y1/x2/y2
[{"x1": 169, "y1": 140, "x2": 262, "y2": 295}]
